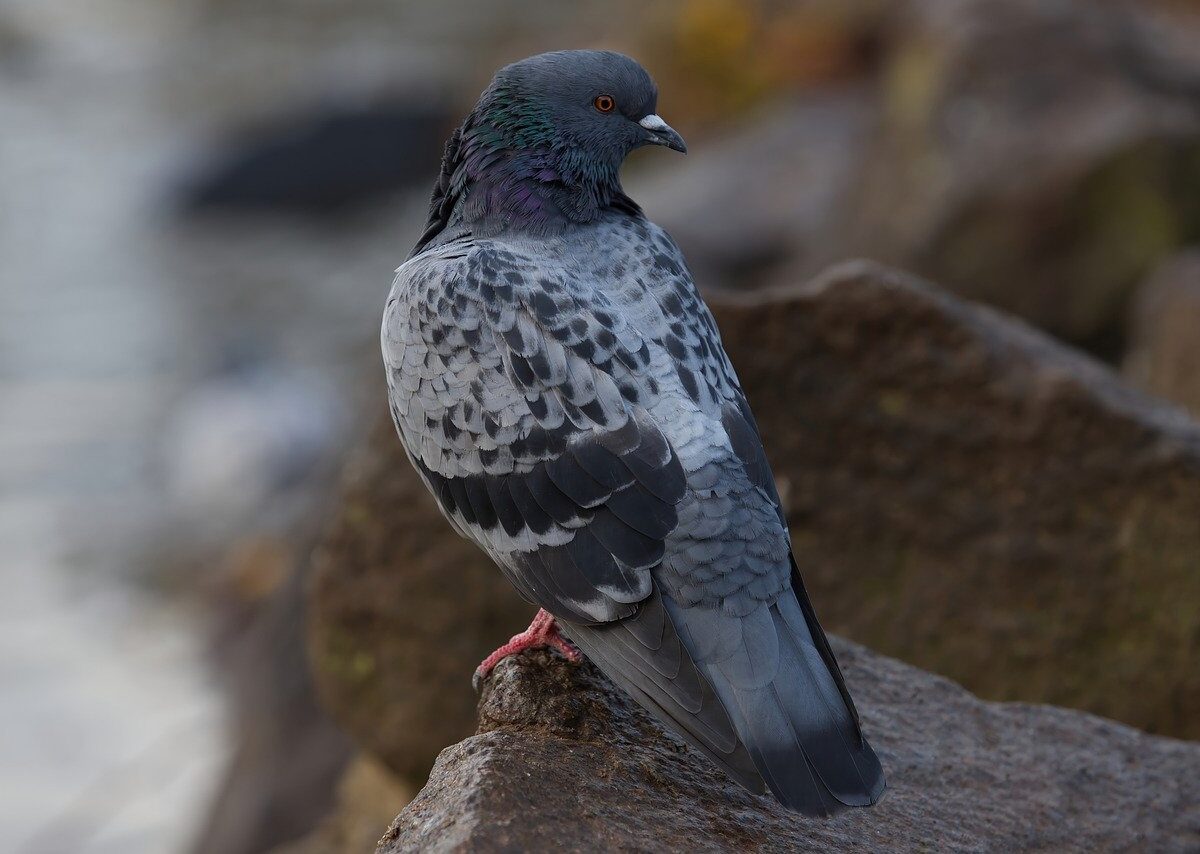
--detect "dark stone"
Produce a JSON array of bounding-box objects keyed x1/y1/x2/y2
[
  {"x1": 1124, "y1": 251, "x2": 1200, "y2": 418},
  {"x1": 307, "y1": 416, "x2": 532, "y2": 787},
  {"x1": 192, "y1": 565, "x2": 354, "y2": 854},
  {"x1": 845, "y1": 0, "x2": 1200, "y2": 355},
  {"x1": 380, "y1": 642, "x2": 1200, "y2": 852},
  {"x1": 710, "y1": 260, "x2": 1200, "y2": 739},
  {"x1": 178, "y1": 101, "x2": 451, "y2": 215}
]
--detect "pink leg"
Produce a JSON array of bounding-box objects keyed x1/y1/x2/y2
[{"x1": 473, "y1": 608, "x2": 582, "y2": 691}]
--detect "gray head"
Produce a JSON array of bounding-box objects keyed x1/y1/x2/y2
[
  {"x1": 479, "y1": 50, "x2": 686, "y2": 162},
  {"x1": 412, "y1": 51, "x2": 685, "y2": 254}
]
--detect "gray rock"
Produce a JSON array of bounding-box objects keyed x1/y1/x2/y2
[
  {"x1": 629, "y1": 92, "x2": 877, "y2": 290},
  {"x1": 270, "y1": 756, "x2": 412, "y2": 854},
  {"x1": 307, "y1": 415, "x2": 533, "y2": 787},
  {"x1": 710, "y1": 260, "x2": 1200, "y2": 742},
  {"x1": 640, "y1": 0, "x2": 1200, "y2": 355},
  {"x1": 380, "y1": 642, "x2": 1200, "y2": 853},
  {"x1": 1125, "y1": 251, "x2": 1200, "y2": 418},
  {"x1": 847, "y1": 0, "x2": 1200, "y2": 352}
]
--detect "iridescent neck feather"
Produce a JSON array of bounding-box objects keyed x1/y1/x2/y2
[{"x1": 411, "y1": 83, "x2": 641, "y2": 257}]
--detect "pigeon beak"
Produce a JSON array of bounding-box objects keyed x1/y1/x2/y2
[{"x1": 639, "y1": 114, "x2": 687, "y2": 154}]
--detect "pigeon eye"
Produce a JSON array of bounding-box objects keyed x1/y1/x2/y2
[{"x1": 593, "y1": 94, "x2": 615, "y2": 113}]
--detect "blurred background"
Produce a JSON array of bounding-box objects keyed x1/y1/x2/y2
[{"x1": 2, "y1": 0, "x2": 1199, "y2": 852}]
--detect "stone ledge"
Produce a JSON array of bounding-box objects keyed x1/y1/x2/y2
[{"x1": 380, "y1": 639, "x2": 1200, "y2": 853}]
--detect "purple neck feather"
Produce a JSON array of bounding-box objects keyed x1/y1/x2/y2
[{"x1": 411, "y1": 109, "x2": 642, "y2": 257}]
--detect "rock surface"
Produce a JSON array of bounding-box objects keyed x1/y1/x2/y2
[
  {"x1": 271, "y1": 755, "x2": 412, "y2": 854},
  {"x1": 308, "y1": 259, "x2": 1200, "y2": 794},
  {"x1": 712, "y1": 261, "x2": 1200, "y2": 739},
  {"x1": 193, "y1": 560, "x2": 354, "y2": 854},
  {"x1": 307, "y1": 415, "x2": 534, "y2": 786},
  {"x1": 849, "y1": 0, "x2": 1200, "y2": 353},
  {"x1": 632, "y1": 92, "x2": 876, "y2": 292},
  {"x1": 1125, "y1": 251, "x2": 1200, "y2": 418},
  {"x1": 381, "y1": 642, "x2": 1200, "y2": 853},
  {"x1": 644, "y1": 0, "x2": 1200, "y2": 356},
  {"x1": 178, "y1": 100, "x2": 451, "y2": 215}
]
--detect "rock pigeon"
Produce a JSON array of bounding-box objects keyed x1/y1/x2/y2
[{"x1": 382, "y1": 50, "x2": 885, "y2": 816}]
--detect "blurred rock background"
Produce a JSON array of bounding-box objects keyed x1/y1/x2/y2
[{"x1": 2, "y1": 0, "x2": 1200, "y2": 852}]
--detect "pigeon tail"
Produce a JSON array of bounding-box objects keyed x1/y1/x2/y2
[
  {"x1": 670, "y1": 592, "x2": 886, "y2": 816},
  {"x1": 559, "y1": 590, "x2": 766, "y2": 795}
]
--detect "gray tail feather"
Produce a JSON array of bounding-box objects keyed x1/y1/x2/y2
[
  {"x1": 566, "y1": 588, "x2": 885, "y2": 815},
  {"x1": 700, "y1": 594, "x2": 885, "y2": 815},
  {"x1": 561, "y1": 592, "x2": 766, "y2": 795}
]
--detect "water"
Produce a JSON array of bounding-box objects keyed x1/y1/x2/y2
[{"x1": 0, "y1": 4, "x2": 230, "y2": 850}]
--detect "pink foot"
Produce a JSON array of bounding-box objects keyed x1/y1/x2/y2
[{"x1": 473, "y1": 608, "x2": 582, "y2": 691}]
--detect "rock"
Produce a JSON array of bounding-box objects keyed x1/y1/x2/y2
[
  {"x1": 1124, "y1": 251, "x2": 1200, "y2": 417},
  {"x1": 191, "y1": 563, "x2": 354, "y2": 854},
  {"x1": 306, "y1": 415, "x2": 533, "y2": 786},
  {"x1": 178, "y1": 101, "x2": 452, "y2": 215},
  {"x1": 710, "y1": 260, "x2": 1200, "y2": 740},
  {"x1": 380, "y1": 642, "x2": 1200, "y2": 853},
  {"x1": 630, "y1": 91, "x2": 877, "y2": 292},
  {"x1": 644, "y1": 0, "x2": 1200, "y2": 356},
  {"x1": 848, "y1": 0, "x2": 1200, "y2": 354},
  {"x1": 271, "y1": 755, "x2": 412, "y2": 854}
]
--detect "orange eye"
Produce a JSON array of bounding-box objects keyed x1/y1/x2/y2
[{"x1": 593, "y1": 94, "x2": 615, "y2": 113}]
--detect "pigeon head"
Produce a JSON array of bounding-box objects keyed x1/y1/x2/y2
[
  {"x1": 413, "y1": 51, "x2": 684, "y2": 253},
  {"x1": 477, "y1": 50, "x2": 687, "y2": 163}
]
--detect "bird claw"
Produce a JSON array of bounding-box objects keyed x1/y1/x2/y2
[{"x1": 472, "y1": 608, "x2": 582, "y2": 693}]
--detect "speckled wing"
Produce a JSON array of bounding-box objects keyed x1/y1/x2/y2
[
  {"x1": 382, "y1": 238, "x2": 761, "y2": 787},
  {"x1": 384, "y1": 239, "x2": 675, "y2": 620}
]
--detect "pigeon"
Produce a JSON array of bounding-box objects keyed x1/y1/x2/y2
[{"x1": 381, "y1": 50, "x2": 885, "y2": 816}]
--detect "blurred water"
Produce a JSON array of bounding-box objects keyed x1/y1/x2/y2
[
  {"x1": 0, "y1": 1, "x2": 416, "y2": 850},
  {"x1": 0, "y1": 4, "x2": 228, "y2": 851}
]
